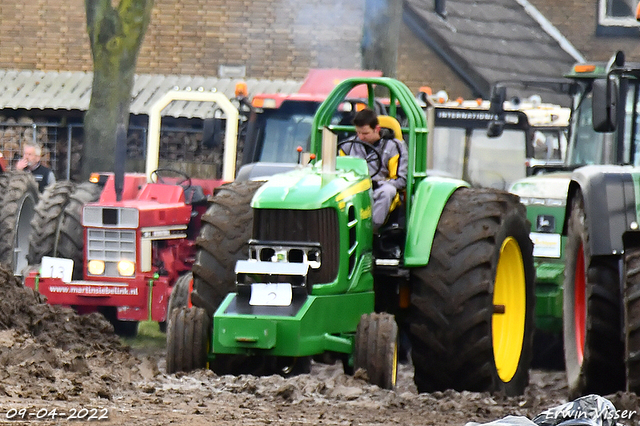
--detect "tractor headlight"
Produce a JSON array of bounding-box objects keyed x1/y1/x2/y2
[
  {"x1": 87, "y1": 260, "x2": 105, "y2": 275},
  {"x1": 117, "y1": 260, "x2": 136, "y2": 277}
]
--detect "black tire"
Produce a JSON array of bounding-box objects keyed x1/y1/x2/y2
[
  {"x1": 57, "y1": 182, "x2": 102, "y2": 279},
  {"x1": 160, "y1": 272, "x2": 193, "y2": 333},
  {"x1": 408, "y1": 188, "x2": 535, "y2": 395},
  {"x1": 0, "y1": 172, "x2": 39, "y2": 275},
  {"x1": 624, "y1": 247, "x2": 640, "y2": 393},
  {"x1": 354, "y1": 312, "x2": 398, "y2": 390},
  {"x1": 168, "y1": 272, "x2": 192, "y2": 314},
  {"x1": 191, "y1": 180, "x2": 264, "y2": 316},
  {"x1": 166, "y1": 306, "x2": 210, "y2": 374},
  {"x1": 27, "y1": 180, "x2": 77, "y2": 264},
  {"x1": 530, "y1": 330, "x2": 565, "y2": 371},
  {"x1": 563, "y1": 192, "x2": 624, "y2": 397}
]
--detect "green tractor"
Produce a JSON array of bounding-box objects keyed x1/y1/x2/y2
[
  {"x1": 167, "y1": 77, "x2": 535, "y2": 394},
  {"x1": 508, "y1": 51, "x2": 640, "y2": 396}
]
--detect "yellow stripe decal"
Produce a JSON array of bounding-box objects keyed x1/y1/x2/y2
[
  {"x1": 336, "y1": 179, "x2": 371, "y2": 202},
  {"x1": 388, "y1": 153, "x2": 399, "y2": 179}
]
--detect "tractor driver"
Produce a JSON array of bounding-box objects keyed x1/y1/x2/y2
[{"x1": 339, "y1": 108, "x2": 408, "y2": 232}]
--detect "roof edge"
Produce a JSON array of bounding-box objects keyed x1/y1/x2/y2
[
  {"x1": 402, "y1": 5, "x2": 490, "y2": 98},
  {"x1": 514, "y1": 0, "x2": 586, "y2": 63}
]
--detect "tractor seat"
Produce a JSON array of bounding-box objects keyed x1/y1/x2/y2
[
  {"x1": 374, "y1": 116, "x2": 406, "y2": 260},
  {"x1": 377, "y1": 115, "x2": 403, "y2": 141},
  {"x1": 183, "y1": 185, "x2": 207, "y2": 205}
]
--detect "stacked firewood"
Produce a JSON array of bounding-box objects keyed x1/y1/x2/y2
[
  {"x1": 0, "y1": 116, "x2": 53, "y2": 170},
  {"x1": 55, "y1": 132, "x2": 84, "y2": 181},
  {"x1": 0, "y1": 115, "x2": 237, "y2": 181}
]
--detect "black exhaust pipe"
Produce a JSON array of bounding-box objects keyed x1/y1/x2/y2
[{"x1": 114, "y1": 124, "x2": 127, "y2": 202}]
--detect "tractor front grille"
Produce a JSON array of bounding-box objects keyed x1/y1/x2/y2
[
  {"x1": 253, "y1": 208, "x2": 339, "y2": 285},
  {"x1": 87, "y1": 229, "x2": 136, "y2": 277}
]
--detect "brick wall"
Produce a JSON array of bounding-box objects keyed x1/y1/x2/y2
[
  {"x1": 0, "y1": 0, "x2": 364, "y2": 79},
  {"x1": 0, "y1": 0, "x2": 470, "y2": 97},
  {"x1": 5, "y1": 0, "x2": 640, "y2": 104},
  {"x1": 526, "y1": 0, "x2": 640, "y2": 62},
  {"x1": 0, "y1": 0, "x2": 92, "y2": 70}
]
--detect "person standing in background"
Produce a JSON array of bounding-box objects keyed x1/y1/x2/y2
[{"x1": 15, "y1": 143, "x2": 56, "y2": 192}]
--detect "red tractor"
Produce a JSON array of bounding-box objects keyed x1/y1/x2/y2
[
  {"x1": 236, "y1": 69, "x2": 383, "y2": 180},
  {"x1": 24, "y1": 90, "x2": 241, "y2": 336}
]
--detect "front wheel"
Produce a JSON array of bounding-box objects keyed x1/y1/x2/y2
[
  {"x1": 166, "y1": 307, "x2": 210, "y2": 374},
  {"x1": 354, "y1": 312, "x2": 398, "y2": 390},
  {"x1": 408, "y1": 188, "x2": 535, "y2": 395},
  {"x1": 160, "y1": 272, "x2": 193, "y2": 333}
]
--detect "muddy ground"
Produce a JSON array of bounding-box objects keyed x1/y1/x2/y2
[{"x1": 0, "y1": 264, "x2": 638, "y2": 426}]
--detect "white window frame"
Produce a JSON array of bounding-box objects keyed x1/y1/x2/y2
[{"x1": 599, "y1": 0, "x2": 639, "y2": 27}]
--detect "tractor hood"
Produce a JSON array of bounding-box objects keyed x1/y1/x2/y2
[
  {"x1": 509, "y1": 172, "x2": 572, "y2": 202},
  {"x1": 251, "y1": 164, "x2": 371, "y2": 210}
]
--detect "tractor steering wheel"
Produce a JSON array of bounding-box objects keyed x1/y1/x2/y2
[
  {"x1": 337, "y1": 139, "x2": 383, "y2": 178},
  {"x1": 150, "y1": 168, "x2": 192, "y2": 191}
]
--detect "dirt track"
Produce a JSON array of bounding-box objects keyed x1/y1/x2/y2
[{"x1": 0, "y1": 264, "x2": 638, "y2": 426}]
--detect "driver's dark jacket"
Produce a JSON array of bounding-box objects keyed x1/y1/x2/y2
[{"x1": 339, "y1": 135, "x2": 408, "y2": 211}]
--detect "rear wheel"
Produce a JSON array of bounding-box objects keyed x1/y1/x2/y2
[
  {"x1": 563, "y1": 192, "x2": 624, "y2": 397},
  {"x1": 0, "y1": 172, "x2": 39, "y2": 275},
  {"x1": 57, "y1": 182, "x2": 102, "y2": 279},
  {"x1": 191, "y1": 180, "x2": 264, "y2": 316},
  {"x1": 624, "y1": 247, "x2": 640, "y2": 393},
  {"x1": 166, "y1": 306, "x2": 210, "y2": 374},
  {"x1": 354, "y1": 312, "x2": 398, "y2": 390},
  {"x1": 27, "y1": 180, "x2": 77, "y2": 265},
  {"x1": 408, "y1": 188, "x2": 535, "y2": 395}
]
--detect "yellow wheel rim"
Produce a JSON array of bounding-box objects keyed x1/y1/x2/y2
[
  {"x1": 391, "y1": 340, "x2": 398, "y2": 387},
  {"x1": 492, "y1": 236, "x2": 526, "y2": 383}
]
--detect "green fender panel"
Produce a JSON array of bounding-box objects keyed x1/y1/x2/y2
[{"x1": 403, "y1": 177, "x2": 469, "y2": 267}]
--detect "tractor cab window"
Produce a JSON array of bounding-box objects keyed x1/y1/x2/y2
[
  {"x1": 627, "y1": 81, "x2": 640, "y2": 166},
  {"x1": 260, "y1": 113, "x2": 314, "y2": 163},
  {"x1": 567, "y1": 93, "x2": 608, "y2": 166},
  {"x1": 430, "y1": 127, "x2": 466, "y2": 178},
  {"x1": 253, "y1": 101, "x2": 349, "y2": 164},
  {"x1": 467, "y1": 129, "x2": 527, "y2": 190},
  {"x1": 623, "y1": 81, "x2": 635, "y2": 165}
]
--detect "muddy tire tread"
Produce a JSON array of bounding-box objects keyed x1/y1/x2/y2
[
  {"x1": 563, "y1": 192, "x2": 624, "y2": 397},
  {"x1": 408, "y1": 188, "x2": 535, "y2": 395},
  {"x1": 27, "y1": 180, "x2": 77, "y2": 264},
  {"x1": 0, "y1": 172, "x2": 39, "y2": 273},
  {"x1": 191, "y1": 180, "x2": 264, "y2": 316},
  {"x1": 57, "y1": 182, "x2": 102, "y2": 279}
]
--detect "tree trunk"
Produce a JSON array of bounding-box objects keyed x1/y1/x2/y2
[{"x1": 82, "y1": 0, "x2": 153, "y2": 179}]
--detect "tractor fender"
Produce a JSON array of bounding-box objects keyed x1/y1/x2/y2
[
  {"x1": 403, "y1": 177, "x2": 469, "y2": 267},
  {"x1": 565, "y1": 165, "x2": 637, "y2": 256}
]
